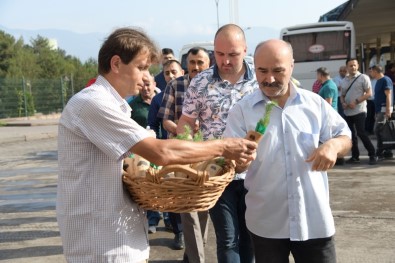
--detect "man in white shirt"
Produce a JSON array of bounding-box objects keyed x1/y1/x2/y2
[
  {"x1": 56, "y1": 27, "x2": 257, "y2": 263},
  {"x1": 224, "y1": 39, "x2": 351, "y2": 263}
]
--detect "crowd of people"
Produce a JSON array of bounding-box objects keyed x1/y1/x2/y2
[
  {"x1": 56, "y1": 23, "x2": 394, "y2": 263},
  {"x1": 313, "y1": 59, "x2": 395, "y2": 165}
]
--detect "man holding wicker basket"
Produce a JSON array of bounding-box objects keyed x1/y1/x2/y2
[{"x1": 56, "y1": 27, "x2": 257, "y2": 263}]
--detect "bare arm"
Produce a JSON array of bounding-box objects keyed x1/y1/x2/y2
[
  {"x1": 163, "y1": 119, "x2": 178, "y2": 136},
  {"x1": 385, "y1": 89, "x2": 392, "y2": 118},
  {"x1": 324, "y1": 97, "x2": 333, "y2": 105},
  {"x1": 130, "y1": 137, "x2": 257, "y2": 166},
  {"x1": 305, "y1": 135, "x2": 352, "y2": 171}
]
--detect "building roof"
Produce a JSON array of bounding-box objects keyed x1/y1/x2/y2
[{"x1": 319, "y1": 0, "x2": 395, "y2": 46}]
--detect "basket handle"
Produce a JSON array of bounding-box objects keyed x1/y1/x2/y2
[{"x1": 151, "y1": 164, "x2": 209, "y2": 186}]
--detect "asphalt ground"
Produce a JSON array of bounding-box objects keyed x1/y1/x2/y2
[{"x1": 0, "y1": 115, "x2": 395, "y2": 262}]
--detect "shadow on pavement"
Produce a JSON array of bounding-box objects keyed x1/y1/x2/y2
[
  {"x1": 0, "y1": 216, "x2": 57, "y2": 227},
  {"x1": 0, "y1": 230, "x2": 60, "y2": 243},
  {"x1": 0, "y1": 246, "x2": 63, "y2": 260}
]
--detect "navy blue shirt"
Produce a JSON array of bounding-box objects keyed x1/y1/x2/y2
[
  {"x1": 154, "y1": 71, "x2": 167, "y2": 91},
  {"x1": 374, "y1": 76, "x2": 393, "y2": 113},
  {"x1": 148, "y1": 92, "x2": 168, "y2": 139}
]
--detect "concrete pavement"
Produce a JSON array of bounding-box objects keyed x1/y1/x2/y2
[
  {"x1": 0, "y1": 114, "x2": 59, "y2": 144},
  {"x1": 1, "y1": 115, "x2": 395, "y2": 262}
]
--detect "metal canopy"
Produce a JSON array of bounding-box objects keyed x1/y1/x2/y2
[{"x1": 320, "y1": 0, "x2": 395, "y2": 46}]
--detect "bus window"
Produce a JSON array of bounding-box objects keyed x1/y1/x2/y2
[
  {"x1": 280, "y1": 21, "x2": 356, "y2": 90},
  {"x1": 283, "y1": 30, "x2": 352, "y2": 63}
]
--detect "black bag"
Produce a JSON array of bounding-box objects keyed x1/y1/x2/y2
[{"x1": 380, "y1": 119, "x2": 395, "y2": 148}]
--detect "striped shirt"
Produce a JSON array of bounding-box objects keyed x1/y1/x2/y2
[{"x1": 56, "y1": 75, "x2": 151, "y2": 262}]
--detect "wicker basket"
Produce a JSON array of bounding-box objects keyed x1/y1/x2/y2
[{"x1": 122, "y1": 157, "x2": 235, "y2": 212}]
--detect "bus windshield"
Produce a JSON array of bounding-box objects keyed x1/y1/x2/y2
[{"x1": 283, "y1": 30, "x2": 352, "y2": 63}]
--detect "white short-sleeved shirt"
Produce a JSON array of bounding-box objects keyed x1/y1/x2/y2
[
  {"x1": 224, "y1": 83, "x2": 351, "y2": 241},
  {"x1": 56, "y1": 75, "x2": 150, "y2": 262}
]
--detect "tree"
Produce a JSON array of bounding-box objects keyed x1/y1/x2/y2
[{"x1": 0, "y1": 31, "x2": 16, "y2": 77}]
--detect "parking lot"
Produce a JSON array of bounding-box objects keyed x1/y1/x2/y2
[{"x1": 0, "y1": 118, "x2": 394, "y2": 262}]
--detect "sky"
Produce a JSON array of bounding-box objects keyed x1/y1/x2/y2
[{"x1": 0, "y1": 0, "x2": 348, "y2": 62}]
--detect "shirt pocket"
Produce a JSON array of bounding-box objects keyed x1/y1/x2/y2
[{"x1": 297, "y1": 131, "x2": 319, "y2": 158}]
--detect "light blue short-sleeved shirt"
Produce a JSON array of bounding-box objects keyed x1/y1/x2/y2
[{"x1": 224, "y1": 83, "x2": 351, "y2": 241}]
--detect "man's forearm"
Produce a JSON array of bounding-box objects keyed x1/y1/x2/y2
[
  {"x1": 331, "y1": 135, "x2": 352, "y2": 157},
  {"x1": 163, "y1": 119, "x2": 177, "y2": 135}
]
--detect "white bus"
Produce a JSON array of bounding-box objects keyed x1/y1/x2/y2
[{"x1": 280, "y1": 21, "x2": 356, "y2": 90}]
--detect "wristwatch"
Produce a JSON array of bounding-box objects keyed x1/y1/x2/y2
[{"x1": 355, "y1": 98, "x2": 359, "y2": 104}]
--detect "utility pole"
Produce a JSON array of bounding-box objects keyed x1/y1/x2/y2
[
  {"x1": 229, "y1": 0, "x2": 239, "y2": 25},
  {"x1": 215, "y1": 0, "x2": 220, "y2": 29}
]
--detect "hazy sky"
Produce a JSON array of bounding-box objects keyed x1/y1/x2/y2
[{"x1": 0, "y1": 0, "x2": 347, "y2": 60}]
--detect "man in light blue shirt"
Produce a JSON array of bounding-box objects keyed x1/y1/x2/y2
[{"x1": 224, "y1": 39, "x2": 352, "y2": 263}]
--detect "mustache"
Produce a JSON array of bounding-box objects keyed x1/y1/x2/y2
[{"x1": 261, "y1": 81, "x2": 281, "y2": 88}]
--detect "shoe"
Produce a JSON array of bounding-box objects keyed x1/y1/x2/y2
[
  {"x1": 377, "y1": 155, "x2": 385, "y2": 161},
  {"x1": 173, "y1": 233, "x2": 185, "y2": 250},
  {"x1": 148, "y1": 225, "x2": 156, "y2": 234},
  {"x1": 346, "y1": 157, "x2": 360, "y2": 164},
  {"x1": 369, "y1": 156, "x2": 378, "y2": 165}
]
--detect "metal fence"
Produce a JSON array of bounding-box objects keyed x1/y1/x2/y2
[{"x1": 0, "y1": 77, "x2": 86, "y2": 118}]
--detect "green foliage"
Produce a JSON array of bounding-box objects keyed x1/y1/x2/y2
[
  {"x1": 0, "y1": 30, "x2": 98, "y2": 117},
  {"x1": 255, "y1": 101, "x2": 278, "y2": 134},
  {"x1": 175, "y1": 125, "x2": 203, "y2": 142},
  {"x1": 215, "y1": 157, "x2": 226, "y2": 168},
  {"x1": 149, "y1": 64, "x2": 161, "y2": 76}
]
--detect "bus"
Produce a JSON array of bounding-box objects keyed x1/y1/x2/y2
[{"x1": 280, "y1": 21, "x2": 356, "y2": 90}]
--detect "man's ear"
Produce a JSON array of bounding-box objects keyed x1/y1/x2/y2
[{"x1": 110, "y1": 55, "x2": 121, "y2": 73}]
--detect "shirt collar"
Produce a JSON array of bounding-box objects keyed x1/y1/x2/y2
[
  {"x1": 212, "y1": 60, "x2": 255, "y2": 81},
  {"x1": 347, "y1": 71, "x2": 361, "y2": 80},
  {"x1": 95, "y1": 75, "x2": 130, "y2": 110}
]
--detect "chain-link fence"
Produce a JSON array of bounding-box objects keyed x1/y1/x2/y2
[{"x1": 0, "y1": 77, "x2": 87, "y2": 118}]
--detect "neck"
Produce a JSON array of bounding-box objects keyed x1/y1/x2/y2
[{"x1": 219, "y1": 64, "x2": 245, "y2": 84}]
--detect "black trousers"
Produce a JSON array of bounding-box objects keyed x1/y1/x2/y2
[
  {"x1": 345, "y1": 112, "x2": 376, "y2": 158},
  {"x1": 249, "y1": 232, "x2": 336, "y2": 263},
  {"x1": 365, "y1": 100, "x2": 376, "y2": 134}
]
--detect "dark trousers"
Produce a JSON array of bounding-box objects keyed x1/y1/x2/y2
[
  {"x1": 345, "y1": 112, "x2": 376, "y2": 158},
  {"x1": 365, "y1": 100, "x2": 376, "y2": 134},
  {"x1": 209, "y1": 180, "x2": 254, "y2": 263},
  {"x1": 250, "y1": 232, "x2": 337, "y2": 263},
  {"x1": 337, "y1": 97, "x2": 345, "y2": 119},
  {"x1": 169, "y1": 212, "x2": 182, "y2": 234}
]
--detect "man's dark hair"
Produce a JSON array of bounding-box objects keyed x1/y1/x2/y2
[
  {"x1": 98, "y1": 27, "x2": 159, "y2": 75},
  {"x1": 187, "y1": 47, "x2": 209, "y2": 57},
  {"x1": 346, "y1": 57, "x2": 358, "y2": 65},
  {"x1": 163, "y1": 59, "x2": 182, "y2": 69},
  {"x1": 371, "y1": 65, "x2": 384, "y2": 73},
  {"x1": 162, "y1": 48, "x2": 174, "y2": 55},
  {"x1": 316, "y1": 67, "x2": 330, "y2": 77}
]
